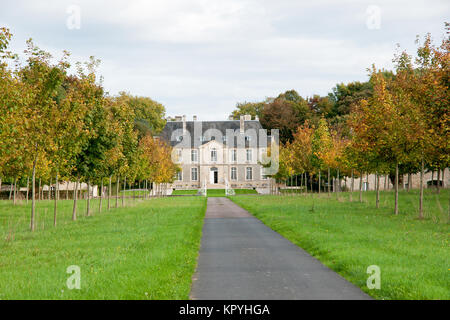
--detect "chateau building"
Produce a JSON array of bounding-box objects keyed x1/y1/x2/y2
[{"x1": 159, "y1": 115, "x2": 273, "y2": 190}]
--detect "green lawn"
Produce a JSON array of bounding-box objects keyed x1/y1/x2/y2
[
  {"x1": 119, "y1": 190, "x2": 148, "y2": 197},
  {"x1": 172, "y1": 189, "x2": 258, "y2": 197},
  {"x1": 207, "y1": 189, "x2": 258, "y2": 197},
  {"x1": 0, "y1": 197, "x2": 206, "y2": 299},
  {"x1": 172, "y1": 189, "x2": 199, "y2": 196},
  {"x1": 230, "y1": 189, "x2": 449, "y2": 300}
]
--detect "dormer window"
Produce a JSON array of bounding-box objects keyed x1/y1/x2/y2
[
  {"x1": 176, "y1": 136, "x2": 183, "y2": 142},
  {"x1": 245, "y1": 136, "x2": 252, "y2": 142}
]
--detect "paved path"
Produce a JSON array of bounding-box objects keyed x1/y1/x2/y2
[{"x1": 190, "y1": 197, "x2": 371, "y2": 300}]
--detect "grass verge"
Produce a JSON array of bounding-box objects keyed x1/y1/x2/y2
[
  {"x1": 230, "y1": 189, "x2": 449, "y2": 300},
  {"x1": 0, "y1": 196, "x2": 206, "y2": 299}
]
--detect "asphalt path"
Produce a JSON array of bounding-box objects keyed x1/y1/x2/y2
[{"x1": 190, "y1": 197, "x2": 371, "y2": 300}]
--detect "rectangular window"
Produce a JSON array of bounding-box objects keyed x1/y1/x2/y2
[
  {"x1": 176, "y1": 171, "x2": 182, "y2": 181},
  {"x1": 191, "y1": 167, "x2": 198, "y2": 181},
  {"x1": 231, "y1": 167, "x2": 237, "y2": 180},
  {"x1": 246, "y1": 149, "x2": 252, "y2": 161},
  {"x1": 211, "y1": 148, "x2": 217, "y2": 162},
  {"x1": 191, "y1": 149, "x2": 198, "y2": 162},
  {"x1": 246, "y1": 167, "x2": 253, "y2": 180},
  {"x1": 230, "y1": 149, "x2": 237, "y2": 162}
]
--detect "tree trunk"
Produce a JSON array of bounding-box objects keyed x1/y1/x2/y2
[
  {"x1": 376, "y1": 172, "x2": 380, "y2": 209},
  {"x1": 108, "y1": 176, "x2": 112, "y2": 210},
  {"x1": 442, "y1": 168, "x2": 445, "y2": 188},
  {"x1": 31, "y1": 156, "x2": 37, "y2": 231},
  {"x1": 394, "y1": 162, "x2": 399, "y2": 215},
  {"x1": 86, "y1": 179, "x2": 91, "y2": 216},
  {"x1": 122, "y1": 176, "x2": 126, "y2": 207},
  {"x1": 350, "y1": 169, "x2": 354, "y2": 202},
  {"x1": 419, "y1": 157, "x2": 424, "y2": 219},
  {"x1": 299, "y1": 174, "x2": 302, "y2": 194},
  {"x1": 9, "y1": 181, "x2": 13, "y2": 201},
  {"x1": 72, "y1": 176, "x2": 79, "y2": 221},
  {"x1": 359, "y1": 172, "x2": 363, "y2": 202},
  {"x1": 318, "y1": 171, "x2": 321, "y2": 194},
  {"x1": 407, "y1": 173, "x2": 411, "y2": 192},
  {"x1": 384, "y1": 175, "x2": 388, "y2": 190},
  {"x1": 436, "y1": 168, "x2": 441, "y2": 194},
  {"x1": 54, "y1": 172, "x2": 58, "y2": 227},
  {"x1": 99, "y1": 179, "x2": 103, "y2": 212},
  {"x1": 366, "y1": 173, "x2": 369, "y2": 191},
  {"x1": 144, "y1": 180, "x2": 147, "y2": 199},
  {"x1": 116, "y1": 176, "x2": 119, "y2": 208},
  {"x1": 310, "y1": 174, "x2": 313, "y2": 195},
  {"x1": 336, "y1": 168, "x2": 340, "y2": 197},
  {"x1": 13, "y1": 177, "x2": 17, "y2": 205},
  {"x1": 26, "y1": 176, "x2": 29, "y2": 204},
  {"x1": 38, "y1": 178, "x2": 41, "y2": 201},
  {"x1": 49, "y1": 177, "x2": 52, "y2": 200}
]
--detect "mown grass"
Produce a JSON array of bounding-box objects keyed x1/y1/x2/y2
[
  {"x1": 230, "y1": 189, "x2": 449, "y2": 300},
  {"x1": 171, "y1": 189, "x2": 258, "y2": 197},
  {"x1": 207, "y1": 189, "x2": 258, "y2": 197},
  {"x1": 172, "y1": 190, "x2": 199, "y2": 196},
  {"x1": 119, "y1": 190, "x2": 148, "y2": 197},
  {"x1": 0, "y1": 196, "x2": 206, "y2": 299}
]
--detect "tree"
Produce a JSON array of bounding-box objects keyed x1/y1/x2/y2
[
  {"x1": 230, "y1": 101, "x2": 266, "y2": 120},
  {"x1": 289, "y1": 122, "x2": 314, "y2": 192},
  {"x1": 17, "y1": 39, "x2": 70, "y2": 230},
  {"x1": 117, "y1": 92, "x2": 166, "y2": 138},
  {"x1": 391, "y1": 27, "x2": 449, "y2": 217},
  {"x1": 138, "y1": 135, "x2": 179, "y2": 187},
  {"x1": 311, "y1": 118, "x2": 333, "y2": 194},
  {"x1": 349, "y1": 67, "x2": 420, "y2": 214}
]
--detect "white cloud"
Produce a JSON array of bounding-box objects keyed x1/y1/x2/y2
[{"x1": 1, "y1": 0, "x2": 448, "y2": 120}]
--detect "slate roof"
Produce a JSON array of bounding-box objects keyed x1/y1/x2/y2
[{"x1": 159, "y1": 120, "x2": 271, "y2": 148}]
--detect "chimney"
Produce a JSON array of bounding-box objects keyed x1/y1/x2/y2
[
  {"x1": 240, "y1": 115, "x2": 244, "y2": 133},
  {"x1": 182, "y1": 115, "x2": 186, "y2": 134},
  {"x1": 193, "y1": 115, "x2": 197, "y2": 121}
]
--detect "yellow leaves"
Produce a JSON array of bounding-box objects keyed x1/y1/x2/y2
[{"x1": 138, "y1": 135, "x2": 178, "y2": 183}]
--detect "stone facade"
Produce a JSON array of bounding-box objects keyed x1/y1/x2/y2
[
  {"x1": 159, "y1": 115, "x2": 272, "y2": 190},
  {"x1": 338, "y1": 169, "x2": 449, "y2": 191}
]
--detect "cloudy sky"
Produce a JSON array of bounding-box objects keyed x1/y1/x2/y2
[{"x1": 1, "y1": 0, "x2": 448, "y2": 120}]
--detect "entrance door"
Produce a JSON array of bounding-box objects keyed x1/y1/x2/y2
[{"x1": 210, "y1": 167, "x2": 218, "y2": 184}]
